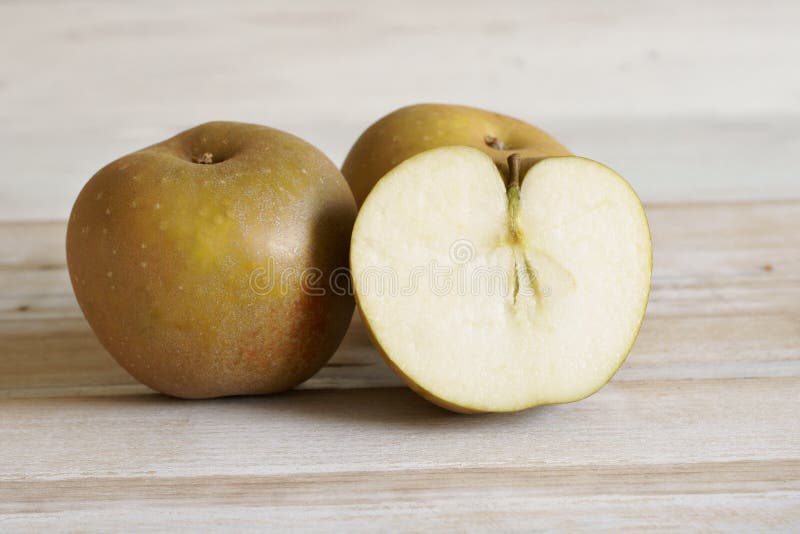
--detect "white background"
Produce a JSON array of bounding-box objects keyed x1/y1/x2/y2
[{"x1": 1, "y1": 0, "x2": 799, "y2": 220}]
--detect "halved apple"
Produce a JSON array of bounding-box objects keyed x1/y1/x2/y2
[{"x1": 350, "y1": 147, "x2": 651, "y2": 413}]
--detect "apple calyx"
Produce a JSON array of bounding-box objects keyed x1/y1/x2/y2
[{"x1": 192, "y1": 152, "x2": 215, "y2": 164}]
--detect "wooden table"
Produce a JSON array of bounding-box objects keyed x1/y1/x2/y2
[
  {"x1": 2, "y1": 0, "x2": 800, "y2": 529},
  {"x1": 1, "y1": 200, "x2": 798, "y2": 531}
]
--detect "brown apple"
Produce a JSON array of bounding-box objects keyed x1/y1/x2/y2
[{"x1": 67, "y1": 121, "x2": 356, "y2": 398}]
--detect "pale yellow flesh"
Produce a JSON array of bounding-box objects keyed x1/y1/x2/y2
[{"x1": 351, "y1": 147, "x2": 651, "y2": 412}]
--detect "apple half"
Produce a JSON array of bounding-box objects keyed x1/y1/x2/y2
[{"x1": 350, "y1": 147, "x2": 652, "y2": 413}]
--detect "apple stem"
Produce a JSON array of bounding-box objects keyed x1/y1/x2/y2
[{"x1": 507, "y1": 153, "x2": 521, "y2": 190}]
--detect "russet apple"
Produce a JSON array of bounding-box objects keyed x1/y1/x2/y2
[
  {"x1": 67, "y1": 121, "x2": 356, "y2": 398},
  {"x1": 342, "y1": 103, "x2": 571, "y2": 206},
  {"x1": 347, "y1": 105, "x2": 652, "y2": 413}
]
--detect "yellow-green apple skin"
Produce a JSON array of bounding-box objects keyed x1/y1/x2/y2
[
  {"x1": 342, "y1": 103, "x2": 572, "y2": 206},
  {"x1": 66, "y1": 121, "x2": 356, "y2": 399}
]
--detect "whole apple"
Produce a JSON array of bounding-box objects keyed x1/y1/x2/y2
[
  {"x1": 67, "y1": 121, "x2": 356, "y2": 398},
  {"x1": 342, "y1": 103, "x2": 571, "y2": 205}
]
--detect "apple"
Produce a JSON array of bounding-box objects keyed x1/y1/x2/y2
[
  {"x1": 350, "y1": 145, "x2": 651, "y2": 413},
  {"x1": 342, "y1": 103, "x2": 571, "y2": 206},
  {"x1": 66, "y1": 121, "x2": 356, "y2": 398}
]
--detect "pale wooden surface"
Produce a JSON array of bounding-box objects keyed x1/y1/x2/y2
[
  {"x1": 1, "y1": 200, "x2": 799, "y2": 531},
  {"x1": 1, "y1": 0, "x2": 800, "y2": 220}
]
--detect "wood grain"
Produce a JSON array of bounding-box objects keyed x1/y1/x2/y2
[{"x1": 0, "y1": 200, "x2": 799, "y2": 531}]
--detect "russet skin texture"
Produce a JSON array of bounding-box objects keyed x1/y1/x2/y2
[
  {"x1": 67, "y1": 122, "x2": 356, "y2": 399},
  {"x1": 342, "y1": 103, "x2": 572, "y2": 206}
]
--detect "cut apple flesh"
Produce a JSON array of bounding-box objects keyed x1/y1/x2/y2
[{"x1": 351, "y1": 147, "x2": 652, "y2": 412}]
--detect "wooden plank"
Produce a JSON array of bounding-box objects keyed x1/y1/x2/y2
[
  {"x1": 1, "y1": 462, "x2": 798, "y2": 532},
  {"x1": 0, "y1": 379, "x2": 798, "y2": 481}
]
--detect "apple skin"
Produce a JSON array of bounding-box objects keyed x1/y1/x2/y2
[
  {"x1": 342, "y1": 103, "x2": 572, "y2": 205},
  {"x1": 66, "y1": 121, "x2": 356, "y2": 399}
]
